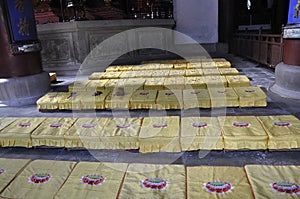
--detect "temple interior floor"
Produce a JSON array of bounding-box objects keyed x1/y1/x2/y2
[{"x1": 0, "y1": 53, "x2": 299, "y2": 166}]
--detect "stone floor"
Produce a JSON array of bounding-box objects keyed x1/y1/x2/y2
[{"x1": 0, "y1": 53, "x2": 299, "y2": 166}]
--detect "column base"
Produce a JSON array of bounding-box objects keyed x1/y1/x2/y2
[
  {"x1": 0, "y1": 72, "x2": 50, "y2": 107},
  {"x1": 270, "y1": 62, "x2": 300, "y2": 100}
]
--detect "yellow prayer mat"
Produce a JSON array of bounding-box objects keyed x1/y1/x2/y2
[
  {"x1": 215, "y1": 61, "x2": 231, "y2": 68},
  {"x1": 68, "y1": 80, "x2": 89, "y2": 92},
  {"x1": 156, "y1": 90, "x2": 183, "y2": 110},
  {"x1": 245, "y1": 165, "x2": 300, "y2": 199},
  {"x1": 55, "y1": 162, "x2": 128, "y2": 199},
  {"x1": 36, "y1": 92, "x2": 60, "y2": 110},
  {"x1": 202, "y1": 61, "x2": 217, "y2": 69},
  {"x1": 64, "y1": 118, "x2": 110, "y2": 148},
  {"x1": 258, "y1": 115, "x2": 300, "y2": 149},
  {"x1": 88, "y1": 72, "x2": 105, "y2": 80},
  {"x1": 119, "y1": 164, "x2": 186, "y2": 199},
  {"x1": 130, "y1": 90, "x2": 158, "y2": 109},
  {"x1": 218, "y1": 68, "x2": 239, "y2": 76},
  {"x1": 219, "y1": 116, "x2": 268, "y2": 150},
  {"x1": 234, "y1": 87, "x2": 267, "y2": 107},
  {"x1": 86, "y1": 79, "x2": 108, "y2": 91},
  {"x1": 187, "y1": 166, "x2": 254, "y2": 199},
  {"x1": 79, "y1": 90, "x2": 111, "y2": 110},
  {"x1": 105, "y1": 90, "x2": 132, "y2": 109},
  {"x1": 169, "y1": 70, "x2": 186, "y2": 77},
  {"x1": 0, "y1": 117, "x2": 46, "y2": 147},
  {"x1": 159, "y1": 63, "x2": 174, "y2": 70},
  {"x1": 226, "y1": 75, "x2": 251, "y2": 87},
  {"x1": 119, "y1": 71, "x2": 138, "y2": 78},
  {"x1": 102, "y1": 71, "x2": 122, "y2": 79},
  {"x1": 203, "y1": 68, "x2": 220, "y2": 76},
  {"x1": 105, "y1": 65, "x2": 119, "y2": 72},
  {"x1": 208, "y1": 88, "x2": 239, "y2": 107},
  {"x1": 184, "y1": 77, "x2": 206, "y2": 89},
  {"x1": 99, "y1": 118, "x2": 142, "y2": 149},
  {"x1": 139, "y1": 116, "x2": 180, "y2": 153},
  {"x1": 123, "y1": 78, "x2": 145, "y2": 90},
  {"x1": 104, "y1": 79, "x2": 126, "y2": 90},
  {"x1": 0, "y1": 117, "x2": 17, "y2": 131},
  {"x1": 183, "y1": 89, "x2": 211, "y2": 109},
  {"x1": 187, "y1": 62, "x2": 202, "y2": 69},
  {"x1": 150, "y1": 70, "x2": 170, "y2": 77},
  {"x1": 142, "y1": 63, "x2": 161, "y2": 70},
  {"x1": 0, "y1": 158, "x2": 31, "y2": 193},
  {"x1": 174, "y1": 63, "x2": 187, "y2": 69},
  {"x1": 185, "y1": 69, "x2": 203, "y2": 77},
  {"x1": 31, "y1": 118, "x2": 77, "y2": 147},
  {"x1": 164, "y1": 77, "x2": 185, "y2": 90},
  {"x1": 58, "y1": 92, "x2": 82, "y2": 110},
  {"x1": 144, "y1": 78, "x2": 165, "y2": 90},
  {"x1": 0, "y1": 160, "x2": 76, "y2": 199},
  {"x1": 180, "y1": 117, "x2": 223, "y2": 150},
  {"x1": 204, "y1": 76, "x2": 228, "y2": 88}
]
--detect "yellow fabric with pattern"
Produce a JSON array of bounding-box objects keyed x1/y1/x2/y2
[
  {"x1": 208, "y1": 88, "x2": 239, "y2": 107},
  {"x1": 204, "y1": 76, "x2": 228, "y2": 88},
  {"x1": 226, "y1": 75, "x2": 250, "y2": 87},
  {"x1": 219, "y1": 68, "x2": 239, "y2": 76},
  {"x1": 184, "y1": 77, "x2": 206, "y2": 89},
  {"x1": 183, "y1": 89, "x2": 211, "y2": 109},
  {"x1": 36, "y1": 92, "x2": 60, "y2": 110},
  {"x1": 105, "y1": 90, "x2": 132, "y2": 109},
  {"x1": 156, "y1": 90, "x2": 183, "y2": 109},
  {"x1": 89, "y1": 72, "x2": 105, "y2": 80},
  {"x1": 185, "y1": 69, "x2": 203, "y2": 77},
  {"x1": 144, "y1": 78, "x2": 165, "y2": 90},
  {"x1": 79, "y1": 90, "x2": 111, "y2": 110},
  {"x1": 164, "y1": 77, "x2": 185, "y2": 90},
  {"x1": 0, "y1": 117, "x2": 17, "y2": 131},
  {"x1": 130, "y1": 90, "x2": 158, "y2": 109},
  {"x1": 86, "y1": 79, "x2": 108, "y2": 91},
  {"x1": 234, "y1": 87, "x2": 267, "y2": 107},
  {"x1": 203, "y1": 68, "x2": 220, "y2": 76}
]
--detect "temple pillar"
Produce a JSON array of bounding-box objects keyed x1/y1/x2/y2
[
  {"x1": 270, "y1": 0, "x2": 300, "y2": 99},
  {"x1": 0, "y1": 0, "x2": 50, "y2": 106}
]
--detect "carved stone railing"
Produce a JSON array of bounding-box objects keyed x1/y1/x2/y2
[{"x1": 231, "y1": 33, "x2": 284, "y2": 68}]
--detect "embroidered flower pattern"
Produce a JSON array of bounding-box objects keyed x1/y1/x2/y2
[
  {"x1": 204, "y1": 180, "x2": 233, "y2": 194},
  {"x1": 270, "y1": 181, "x2": 300, "y2": 194},
  {"x1": 81, "y1": 174, "x2": 106, "y2": 186},
  {"x1": 29, "y1": 173, "x2": 51, "y2": 184},
  {"x1": 141, "y1": 178, "x2": 168, "y2": 190}
]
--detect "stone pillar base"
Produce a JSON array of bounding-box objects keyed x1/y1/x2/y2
[
  {"x1": 0, "y1": 72, "x2": 50, "y2": 106},
  {"x1": 270, "y1": 62, "x2": 300, "y2": 99}
]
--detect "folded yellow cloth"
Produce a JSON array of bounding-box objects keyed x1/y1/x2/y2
[
  {"x1": 86, "y1": 79, "x2": 108, "y2": 91},
  {"x1": 208, "y1": 88, "x2": 239, "y2": 107},
  {"x1": 185, "y1": 69, "x2": 203, "y2": 77},
  {"x1": 219, "y1": 68, "x2": 239, "y2": 76},
  {"x1": 119, "y1": 163, "x2": 186, "y2": 199},
  {"x1": 164, "y1": 77, "x2": 185, "y2": 90},
  {"x1": 245, "y1": 165, "x2": 300, "y2": 199},
  {"x1": 0, "y1": 158, "x2": 31, "y2": 193},
  {"x1": 204, "y1": 76, "x2": 228, "y2": 88},
  {"x1": 0, "y1": 117, "x2": 17, "y2": 131},
  {"x1": 181, "y1": 117, "x2": 223, "y2": 150},
  {"x1": 144, "y1": 78, "x2": 165, "y2": 90},
  {"x1": 64, "y1": 118, "x2": 110, "y2": 148},
  {"x1": 0, "y1": 160, "x2": 76, "y2": 199},
  {"x1": 258, "y1": 115, "x2": 300, "y2": 149},
  {"x1": 187, "y1": 166, "x2": 254, "y2": 199},
  {"x1": 130, "y1": 90, "x2": 158, "y2": 109},
  {"x1": 187, "y1": 62, "x2": 202, "y2": 69},
  {"x1": 203, "y1": 68, "x2": 220, "y2": 76},
  {"x1": 0, "y1": 118, "x2": 46, "y2": 147},
  {"x1": 58, "y1": 92, "x2": 82, "y2": 110},
  {"x1": 219, "y1": 116, "x2": 268, "y2": 150},
  {"x1": 36, "y1": 92, "x2": 60, "y2": 110},
  {"x1": 156, "y1": 90, "x2": 183, "y2": 110},
  {"x1": 79, "y1": 90, "x2": 111, "y2": 110},
  {"x1": 54, "y1": 162, "x2": 128, "y2": 199},
  {"x1": 139, "y1": 116, "x2": 180, "y2": 152},
  {"x1": 234, "y1": 87, "x2": 267, "y2": 107},
  {"x1": 226, "y1": 75, "x2": 250, "y2": 87},
  {"x1": 183, "y1": 89, "x2": 211, "y2": 109},
  {"x1": 31, "y1": 118, "x2": 77, "y2": 147},
  {"x1": 184, "y1": 77, "x2": 206, "y2": 89},
  {"x1": 89, "y1": 72, "x2": 105, "y2": 80}
]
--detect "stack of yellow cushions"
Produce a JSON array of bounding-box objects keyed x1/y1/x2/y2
[
  {"x1": 55, "y1": 162, "x2": 128, "y2": 199},
  {"x1": 119, "y1": 164, "x2": 186, "y2": 199},
  {"x1": 258, "y1": 115, "x2": 300, "y2": 149},
  {"x1": 226, "y1": 75, "x2": 251, "y2": 87},
  {"x1": 180, "y1": 117, "x2": 223, "y2": 151},
  {"x1": 183, "y1": 89, "x2": 211, "y2": 109},
  {"x1": 156, "y1": 90, "x2": 183, "y2": 110},
  {"x1": 208, "y1": 88, "x2": 239, "y2": 107},
  {"x1": 130, "y1": 90, "x2": 158, "y2": 109},
  {"x1": 139, "y1": 116, "x2": 180, "y2": 153},
  {"x1": 234, "y1": 87, "x2": 267, "y2": 107},
  {"x1": 187, "y1": 166, "x2": 254, "y2": 199},
  {"x1": 36, "y1": 92, "x2": 60, "y2": 110},
  {"x1": 0, "y1": 118, "x2": 46, "y2": 147},
  {"x1": 219, "y1": 116, "x2": 268, "y2": 150},
  {"x1": 64, "y1": 118, "x2": 109, "y2": 148},
  {"x1": 100, "y1": 118, "x2": 142, "y2": 150},
  {"x1": 0, "y1": 158, "x2": 30, "y2": 193},
  {"x1": 31, "y1": 118, "x2": 77, "y2": 147},
  {"x1": 245, "y1": 165, "x2": 300, "y2": 198},
  {"x1": 0, "y1": 160, "x2": 76, "y2": 199}
]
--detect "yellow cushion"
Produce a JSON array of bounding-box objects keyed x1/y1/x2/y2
[
  {"x1": 215, "y1": 61, "x2": 231, "y2": 68},
  {"x1": 130, "y1": 90, "x2": 158, "y2": 109},
  {"x1": 208, "y1": 88, "x2": 239, "y2": 107},
  {"x1": 183, "y1": 89, "x2": 211, "y2": 109},
  {"x1": 58, "y1": 92, "x2": 82, "y2": 110},
  {"x1": 55, "y1": 162, "x2": 128, "y2": 199},
  {"x1": 184, "y1": 77, "x2": 206, "y2": 89},
  {"x1": 219, "y1": 116, "x2": 268, "y2": 150},
  {"x1": 234, "y1": 87, "x2": 267, "y2": 107},
  {"x1": 187, "y1": 62, "x2": 202, "y2": 69},
  {"x1": 169, "y1": 70, "x2": 186, "y2": 77},
  {"x1": 185, "y1": 69, "x2": 203, "y2": 77},
  {"x1": 102, "y1": 71, "x2": 122, "y2": 79},
  {"x1": 245, "y1": 165, "x2": 300, "y2": 198},
  {"x1": 68, "y1": 80, "x2": 89, "y2": 92},
  {"x1": 201, "y1": 61, "x2": 217, "y2": 69},
  {"x1": 105, "y1": 90, "x2": 132, "y2": 109},
  {"x1": 124, "y1": 78, "x2": 145, "y2": 90},
  {"x1": 144, "y1": 78, "x2": 165, "y2": 90},
  {"x1": 31, "y1": 118, "x2": 77, "y2": 147},
  {"x1": 104, "y1": 79, "x2": 126, "y2": 90},
  {"x1": 0, "y1": 117, "x2": 17, "y2": 131},
  {"x1": 174, "y1": 63, "x2": 187, "y2": 69},
  {"x1": 119, "y1": 164, "x2": 186, "y2": 199},
  {"x1": 180, "y1": 117, "x2": 223, "y2": 150},
  {"x1": 150, "y1": 70, "x2": 170, "y2": 77},
  {"x1": 226, "y1": 75, "x2": 250, "y2": 87},
  {"x1": 79, "y1": 91, "x2": 110, "y2": 110},
  {"x1": 86, "y1": 79, "x2": 108, "y2": 91},
  {"x1": 105, "y1": 65, "x2": 119, "y2": 72},
  {"x1": 159, "y1": 63, "x2": 174, "y2": 70},
  {"x1": 139, "y1": 116, "x2": 180, "y2": 152},
  {"x1": 187, "y1": 166, "x2": 254, "y2": 199},
  {"x1": 258, "y1": 115, "x2": 300, "y2": 149},
  {"x1": 204, "y1": 76, "x2": 228, "y2": 88},
  {"x1": 164, "y1": 77, "x2": 185, "y2": 90},
  {"x1": 219, "y1": 68, "x2": 239, "y2": 76},
  {"x1": 0, "y1": 160, "x2": 76, "y2": 199},
  {"x1": 203, "y1": 68, "x2": 220, "y2": 76},
  {"x1": 212, "y1": 58, "x2": 227, "y2": 62},
  {"x1": 36, "y1": 92, "x2": 59, "y2": 110},
  {"x1": 156, "y1": 90, "x2": 183, "y2": 110},
  {"x1": 88, "y1": 72, "x2": 105, "y2": 80},
  {"x1": 118, "y1": 65, "x2": 133, "y2": 71}
]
